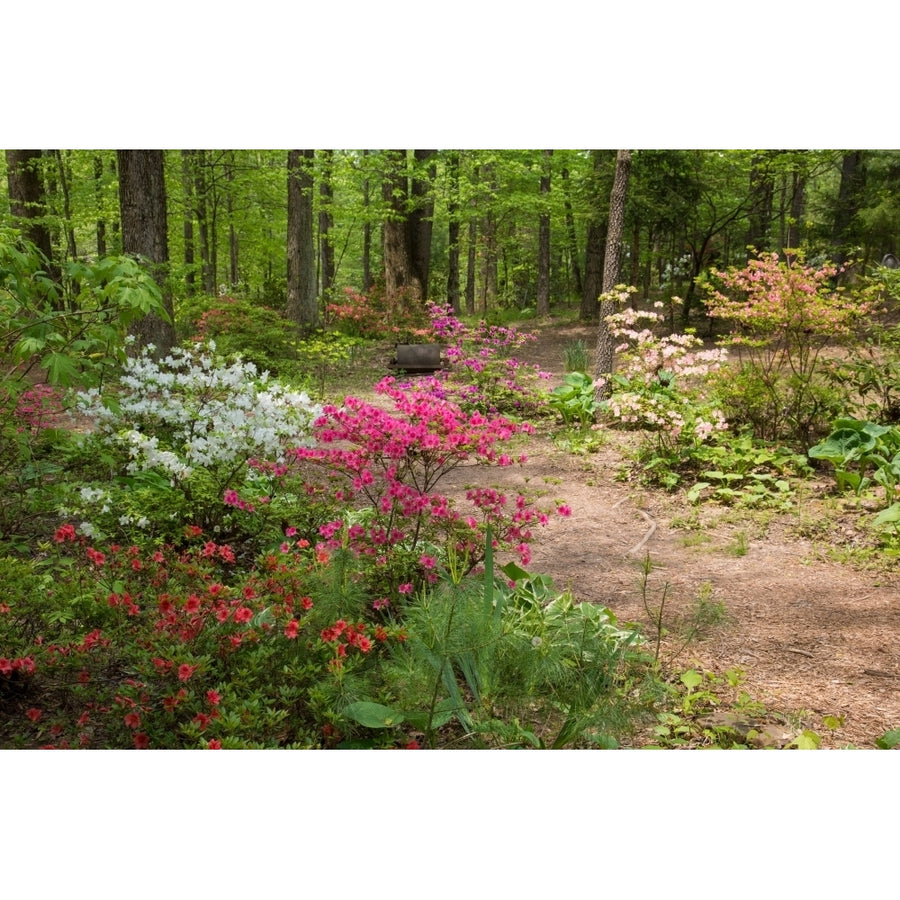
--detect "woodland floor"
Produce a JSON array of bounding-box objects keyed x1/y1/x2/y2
[{"x1": 415, "y1": 319, "x2": 900, "y2": 749}]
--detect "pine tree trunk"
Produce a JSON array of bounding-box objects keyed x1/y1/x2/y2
[
  {"x1": 116, "y1": 150, "x2": 176, "y2": 356},
  {"x1": 286, "y1": 149, "x2": 318, "y2": 330}
]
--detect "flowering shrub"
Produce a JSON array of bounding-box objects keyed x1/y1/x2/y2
[
  {"x1": 327, "y1": 284, "x2": 431, "y2": 341},
  {"x1": 69, "y1": 342, "x2": 321, "y2": 543},
  {"x1": 704, "y1": 251, "x2": 880, "y2": 443},
  {"x1": 422, "y1": 302, "x2": 552, "y2": 418},
  {"x1": 0, "y1": 526, "x2": 410, "y2": 749},
  {"x1": 600, "y1": 304, "x2": 729, "y2": 462},
  {"x1": 285, "y1": 379, "x2": 563, "y2": 595}
]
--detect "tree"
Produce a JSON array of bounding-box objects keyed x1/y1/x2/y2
[
  {"x1": 318, "y1": 149, "x2": 336, "y2": 298},
  {"x1": 116, "y1": 150, "x2": 176, "y2": 355},
  {"x1": 5, "y1": 150, "x2": 57, "y2": 277},
  {"x1": 286, "y1": 149, "x2": 318, "y2": 330},
  {"x1": 536, "y1": 149, "x2": 552, "y2": 316},
  {"x1": 446, "y1": 151, "x2": 462, "y2": 314},
  {"x1": 580, "y1": 150, "x2": 614, "y2": 320},
  {"x1": 594, "y1": 149, "x2": 632, "y2": 399},
  {"x1": 381, "y1": 150, "x2": 435, "y2": 304}
]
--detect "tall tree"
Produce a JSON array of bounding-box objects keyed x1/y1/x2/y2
[
  {"x1": 318, "y1": 149, "x2": 336, "y2": 298},
  {"x1": 116, "y1": 150, "x2": 176, "y2": 355},
  {"x1": 561, "y1": 163, "x2": 583, "y2": 299},
  {"x1": 536, "y1": 149, "x2": 552, "y2": 316},
  {"x1": 446, "y1": 151, "x2": 462, "y2": 314},
  {"x1": 286, "y1": 149, "x2": 318, "y2": 330},
  {"x1": 5, "y1": 150, "x2": 56, "y2": 272},
  {"x1": 832, "y1": 150, "x2": 866, "y2": 269},
  {"x1": 580, "y1": 150, "x2": 614, "y2": 320},
  {"x1": 594, "y1": 149, "x2": 632, "y2": 399}
]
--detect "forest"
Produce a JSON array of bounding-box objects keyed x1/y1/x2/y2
[
  {"x1": 2, "y1": 150, "x2": 896, "y2": 333},
  {"x1": 2, "y1": 147, "x2": 900, "y2": 757}
]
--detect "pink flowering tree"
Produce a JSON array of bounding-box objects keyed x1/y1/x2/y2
[{"x1": 704, "y1": 251, "x2": 880, "y2": 442}]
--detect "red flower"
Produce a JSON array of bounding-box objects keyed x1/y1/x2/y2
[
  {"x1": 124, "y1": 712, "x2": 141, "y2": 729},
  {"x1": 185, "y1": 594, "x2": 201, "y2": 614},
  {"x1": 193, "y1": 713, "x2": 211, "y2": 731},
  {"x1": 207, "y1": 739, "x2": 222, "y2": 749},
  {"x1": 25, "y1": 708, "x2": 42, "y2": 722},
  {"x1": 233, "y1": 606, "x2": 253, "y2": 624},
  {"x1": 206, "y1": 689, "x2": 221, "y2": 706},
  {"x1": 403, "y1": 740, "x2": 421, "y2": 749},
  {"x1": 300, "y1": 596, "x2": 313, "y2": 610},
  {"x1": 177, "y1": 663, "x2": 197, "y2": 682},
  {"x1": 133, "y1": 733, "x2": 150, "y2": 749},
  {"x1": 85, "y1": 547, "x2": 106, "y2": 567},
  {"x1": 284, "y1": 619, "x2": 300, "y2": 639},
  {"x1": 54, "y1": 523, "x2": 77, "y2": 543}
]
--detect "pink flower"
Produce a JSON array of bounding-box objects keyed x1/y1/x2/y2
[
  {"x1": 557, "y1": 504, "x2": 572, "y2": 517},
  {"x1": 398, "y1": 583, "x2": 413, "y2": 595},
  {"x1": 284, "y1": 619, "x2": 300, "y2": 639},
  {"x1": 233, "y1": 606, "x2": 253, "y2": 623},
  {"x1": 177, "y1": 663, "x2": 197, "y2": 682},
  {"x1": 419, "y1": 554, "x2": 436, "y2": 570},
  {"x1": 206, "y1": 690, "x2": 222, "y2": 706}
]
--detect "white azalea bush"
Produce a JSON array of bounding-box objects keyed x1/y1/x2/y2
[{"x1": 66, "y1": 342, "x2": 322, "y2": 544}]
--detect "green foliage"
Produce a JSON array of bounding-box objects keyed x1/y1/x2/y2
[
  {"x1": 1, "y1": 228, "x2": 167, "y2": 387},
  {"x1": 548, "y1": 371, "x2": 597, "y2": 428},
  {"x1": 563, "y1": 339, "x2": 590, "y2": 373}
]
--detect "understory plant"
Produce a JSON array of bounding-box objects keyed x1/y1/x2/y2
[
  {"x1": 600, "y1": 302, "x2": 729, "y2": 487},
  {"x1": 424, "y1": 301, "x2": 552, "y2": 418},
  {"x1": 704, "y1": 251, "x2": 879, "y2": 444},
  {"x1": 285, "y1": 377, "x2": 568, "y2": 599},
  {"x1": 69, "y1": 341, "x2": 322, "y2": 546}
]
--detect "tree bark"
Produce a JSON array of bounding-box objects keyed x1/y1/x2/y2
[
  {"x1": 286, "y1": 149, "x2": 318, "y2": 330},
  {"x1": 536, "y1": 149, "x2": 552, "y2": 317},
  {"x1": 318, "y1": 149, "x2": 335, "y2": 298},
  {"x1": 447, "y1": 151, "x2": 461, "y2": 314},
  {"x1": 5, "y1": 150, "x2": 56, "y2": 271},
  {"x1": 561, "y1": 165, "x2": 583, "y2": 299},
  {"x1": 580, "y1": 149, "x2": 613, "y2": 321},
  {"x1": 94, "y1": 154, "x2": 108, "y2": 257},
  {"x1": 181, "y1": 150, "x2": 196, "y2": 295},
  {"x1": 116, "y1": 150, "x2": 176, "y2": 356},
  {"x1": 832, "y1": 151, "x2": 865, "y2": 269},
  {"x1": 594, "y1": 149, "x2": 632, "y2": 398}
]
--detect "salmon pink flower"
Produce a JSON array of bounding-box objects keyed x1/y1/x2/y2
[{"x1": 177, "y1": 663, "x2": 198, "y2": 682}]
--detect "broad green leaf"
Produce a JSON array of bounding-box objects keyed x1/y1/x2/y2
[
  {"x1": 343, "y1": 701, "x2": 405, "y2": 729},
  {"x1": 680, "y1": 669, "x2": 703, "y2": 690},
  {"x1": 873, "y1": 503, "x2": 900, "y2": 527},
  {"x1": 875, "y1": 727, "x2": 900, "y2": 749}
]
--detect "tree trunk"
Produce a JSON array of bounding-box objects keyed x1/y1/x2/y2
[
  {"x1": 53, "y1": 150, "x2": 78, "y2": 262},
  {"x1": 382, "y1": 150, "x2": 422, "y2": 302},
  {"x1": 5, "y1": 150, "x2": 57, "y2": 272},
  {"x1": 832, "y1": 151, "x2": 865, "y2": 269},
  {"x1": 594, "y1": 149, "x2": 632, "y2": 399},
  {"x1": 116, "y1": 150, "x2": 176, "y2": 356},
  {"x1": 286, "y1": 150, "x2": 318, "y2": 331},
  {"x1": 225, "y1": 153, "x2": 238, "y2": 289},
  {"x1": 192, "y1": 150, "x2": 215, "y2": 294},
  {"x1": 362, "y1": 150, "x2": 373, "y2": 292},
  {"x1": 536, "y1": 149, "x2": 552, "y2": 317},
  {"x1": 466, "y1": 216, "x2": 477, "y2": 316},
  {"x1": 318, "y1": 149, "x2": 335, "y2": 298},
  {"x1": 410, "y1": 149, "x2": 436, "y2": 302},
  {"x1": 447, "y1": 151, "x2": 461, "y2": 314},
  {"x1": 747, "y1": 153, "x2": 775, "y2": 252},
  {"x1": 580, "y1": 149, "x2": 613, "y2": 321},
  {"x1": 94, "y1": 154, "x2": 107, "y2": 257},
  {"x1": 561, "y1": 165, "x2": 583, "y2": 299},
  {"x1": 181, "y1": 150, "x2": 196, "y2": 295}
]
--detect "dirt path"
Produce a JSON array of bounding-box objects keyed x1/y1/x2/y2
[{"x1": 462, "y1": 319, "x2": 900, "y2": 748}]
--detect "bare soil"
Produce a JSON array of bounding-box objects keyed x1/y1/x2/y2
[{"x1": 446, "y1": 320, "x2": 900, "y2": 748}]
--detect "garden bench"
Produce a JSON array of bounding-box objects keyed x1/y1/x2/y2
[{"x1": 389, "y1": 343, "x2": 448, "y2": 375}]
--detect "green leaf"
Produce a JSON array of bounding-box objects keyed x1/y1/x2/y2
[
  {"x1": 875, "y1": 727, "x2": 900, "y2": 749},
  {"x1": 873, "y1": 503, "x2": 900, "y2": 527},
  {"x1": 790, "y1": 729, "x2": 822, "y2": 749},
  {"x1": 680, "y1": 669, "x2": 703, "y2": 690},
  {"x1": 343, "y1": 701, "x2": 406, "y2": 729}
]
